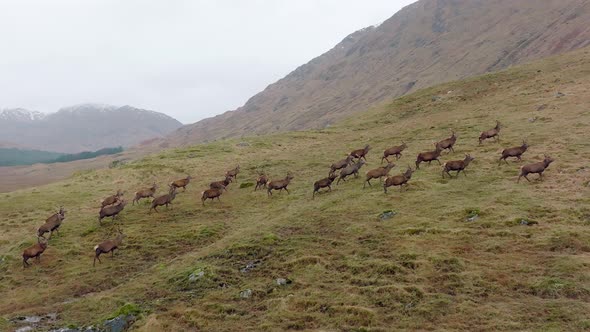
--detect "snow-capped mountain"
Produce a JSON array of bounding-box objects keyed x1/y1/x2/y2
[
  {"x1": 0, "y1": 108, "x2": 46, "y2": 121},
  {"x1": 0, "y1": 104, "x2": 182, "y2": 153}
]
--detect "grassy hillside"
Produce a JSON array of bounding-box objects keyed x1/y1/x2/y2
[{"x1": 1, "y1": 48, "x2": 590, "y2": 331}]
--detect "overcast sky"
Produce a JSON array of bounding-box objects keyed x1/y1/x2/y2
[{"x1": 0, "y1": 0, "x2": 415, "y2": 124}]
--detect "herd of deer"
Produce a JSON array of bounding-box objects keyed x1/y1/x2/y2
[{"x1": 22, "y1": 121, "x2": 555, "y2": 268}]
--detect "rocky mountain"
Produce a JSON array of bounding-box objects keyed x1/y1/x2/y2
[
  {"x1": 0, "y1": 104, "x2": 182, "y2": 153},
  {"x1": 161, "y1": 0, "x2": 590, "y2": 147}
]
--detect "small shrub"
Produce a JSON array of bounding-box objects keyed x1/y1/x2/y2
[
  {"x1": 109, "y1": 303, "x2": 142, "y2": 319},
  {"x1": 239, "y1": 182, "x2": 254, "y2": 189}
]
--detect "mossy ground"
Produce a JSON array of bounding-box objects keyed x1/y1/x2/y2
[{"x1": 1, "y1": 48, "x2": 590, "y2": 331}]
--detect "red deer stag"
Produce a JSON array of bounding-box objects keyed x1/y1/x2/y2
[
  {"x1": 312, "y1": 173, "x2": 337, "y2": 199},
  {"x1": 267, "y1": 173, "x2": 294, "y2": 196},
  {"x1": 416, "y1": 143, "x2": 443, "y2": 169},
  {"x1": 149, "y1": 185, "x2": 177, "y2": 213},
  {"x1": 437, "y1": 131, "x2": 457, "y2": 153},
  {"x1": 350, "y1": 145, "x2": 371, "y2": 161},
  {"x1": 99, "y1": 200, "x2": 128, "y2": 224},
  {"x1": 336, "y1": 160, "x2": 366, "y2": 185},
  {"x1": 381, "y1": 142, "x2": 407, "y2": 163},
  {"x1": 329, "y1": 155, "x2": 355, "y2": 176},
  {"x1": 364, "y1": 163, "x2": 395, "y2": 188},
  {"x1": 499, "y1": 141, "x2": 528, "y2": 165},
  {"x1": 442, "y1": 154, "x2": 475, "y2": 178},
  {"x1": 518, "y1": 155, "x2": 554, "y2": 183},
  {"x1": 170, "y1": 175, "x2": 192, "y2": 192},
  {"x1": 479, "y1": 121, "x2": 501, "y2": 145},
  {"x1": 23, "y1": 237, "x2": 48, "y2": 268},
  {"x1": 101, "y1": 190, "x2": 123, "y2": 208},
  {"x1": 133, "y1": 183, "x2": 157, "y2": 205},
  {"x1": 201, "y1": 188, "x2": 223, "y2": 205},
  {"x1": 384, "y1": 167, "x2": 414, "y2": 193},
  {"x1": 38, "y1": 207, "x2": 66, "y2": 238},
  {"x1": 93, "y1": 227, "x2": 126, "y2": 267}
]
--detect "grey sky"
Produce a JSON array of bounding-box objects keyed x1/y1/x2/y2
[{"x1": 0, "y1": 0, "x2": 415, "y2": 124}]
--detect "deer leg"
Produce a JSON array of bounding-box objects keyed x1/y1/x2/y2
[
  {"x1": 285, "y1": 188, "x2": 290, "y2": 194},
  {"x1": 450, "y1": 146, "x2": 455, "y2": 153},
  {"x1": 328, "y1": 185, "x2": 332, "y2": 192},
  {"x1": 23, "y1": 258, "x2": 29, "y2": 268},
  {"x1": 524, "y1": 174, "x2": 531, "y2": 182},
  {"x1": 154, "y1": 206, "x2": 159, "y2": 213},
  {"x1": 436, "y1": 159, "x2": 441, "y2": 165},
  {"x1": 462, "y1": 170, "x2": 467, "y2": 177}
]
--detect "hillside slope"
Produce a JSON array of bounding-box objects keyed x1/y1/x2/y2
[
  {"x1": 161, "y1": 0, "x2": 590, "y2": 148},
  {"x1": 1, "y1": 48, "x2": 589, "y2": 331},
  {"x1": 0, "y1": 104, "x2": 182, "y2": 153}
]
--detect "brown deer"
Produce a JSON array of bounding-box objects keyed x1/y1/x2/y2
[
  {"x1": 210, "y1": 176, "x2": 233, "y2": 192},
  {"x1": 437, "y1": 131, "x2": 457, "y2": 153},
  {"x1": 479, "y1": 120, "x2": 501, "y2": 144},
  {"x1": 499, "y1": 141, "x2": 528, "y2": 165},
  {"x1": 149, "y1": 185, "x2": 177, "y2": 213},
  {"x1": 384, "y1": 167, "x2": 414, "y2": 193},
  {"x1": 442, "y1": 154, "x2": 475, "y2": 178},
  {"x1": 201, "y1": 188, "x2": 223, "y2": 205},
  {"x1": 267, "y1": 173, "x2": 294, "y2": 196},
  {"x1": 364, "y1": 163, "x2": 395, "y2": 188},
  {"x1": 518, "y1": 155, "x2": 554, "y2": 183},
  {"x1": 93, "y1": 227, "x2": 126, "y2": 267},
  {"x1": 133, "y1": 183, "x2": 157, "y2": 205},
  {"x1": 37, "y1": 207, "x2": 66, "y2": 238},
  {"x1": 23, "y1": 237, "x2": 48, "y2": 268},
  {"x1": 254, "y1": 173, "x2": 268, "y2": 191},
  {"x1": 381, "y1": 141, "x2": 407, "y2": 163},
  {"x1": 350, "y1": 145, "x2": 371, "y2": 161},
  {"x1": 99, "y1": 200, "x2": 128, "y2": 224},
  {"x1": 329, "y1": 155, "x2": 355, "y2": 176},
  {"x1": 336, "y1": 160, "x2": 366, "y2": 185},
  {"x1": 313, "y1": 173, "x2": 337, "y2": 199},
  {"x1": 416, "y1": 143, "x2": 443, "y2": 169},
  {"x1": 226, "y1": 165, "x2": 240, "y2": 182},
  {"x1": 170, "y1": 175, "x2": 192, "y2": 192},
  {"x1": 101, "y1": 189, "x2": 123, "y2": 208}
]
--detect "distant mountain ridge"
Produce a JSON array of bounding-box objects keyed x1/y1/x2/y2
[
  {"x1": 0, "y1": 104, "x2": 182, "y2": 153},
  {"x1": 159, "y1": 0, "x2": 590, "y2": 148}
]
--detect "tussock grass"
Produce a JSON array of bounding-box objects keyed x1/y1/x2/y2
[{"x1": 1, "y1": 48, "x2": 590, "y2": 331}]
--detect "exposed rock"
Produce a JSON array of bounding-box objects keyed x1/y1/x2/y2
[
  {"x1": 379, "y1": 210, "x2": 397, "y2": 220},
  {"x1": 16, "y1": 327, "x2": 34, "y2": 332},
  {"x1": 103, "y1": 315, "x2": 136, "y2": 332},
  {"x1": 188, "y1": 270, "x2": 205, "y2": 282},
  {"x1": 240, "y1": 289, "x2": 252, "y2": 299},
  {"x1": 519, "y1": 219, "x2": 538, "y2": 226},
  {"x1": 276, "y1": 278, "x2": 291, "y2": 286},
  {"x1": 467, "y1": 215, "x2": 479, "y2": 222},
  {"x1": 556, "y1": 92, "x2": 565, "y2": 98},
  {"x1": 240, "y1": 260, "x2": 260, "y2": 273}
]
